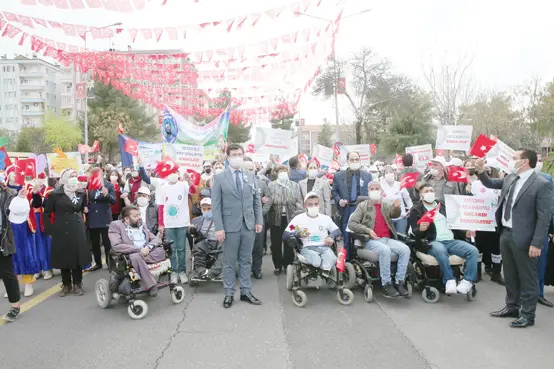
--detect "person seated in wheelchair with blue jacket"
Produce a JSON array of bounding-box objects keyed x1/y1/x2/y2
[
  {"x1": 348, "y1": 181, "x2": 411, "y2": 298},
  {"x1": 108, "y1": 205, "x2": 166, "y2": 297},
  {"x1": 409, "y1": 183, "x2": 479, "y2": 295},
  {"x1": 188, "y1": 197, "x2": 223, "y2": 280},
  {"x1": 282, "y1": 192, "x2": 341, "y2": 273}
]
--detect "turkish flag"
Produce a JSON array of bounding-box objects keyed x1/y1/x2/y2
[
  {"x1": 88, "y1": 171, "x2": 103, "y2": 190},
  {"x1": 394, "y1": 154, "x2": 403, "y2": 168},
  {"x1": 400, "y1": 172, "x2": 419, "y2": 189},
  {"x1": 78, "y1": 144, "x2": 90, "y2": 154},
  {"x1": 470, "y1": 134, "x2": 497, "y2": 158},
  {"x1": 447, "y1": 165, "x2": 468, "y2": 183},
  {"x1": 124, "y1": 139, "x2": 138, "y2": 156},
  {"x1": 14, "y1": 166, "x2": 25, "y2": 186},
  {"x1": 333, "y1": 142, "x2": 342, "y2": 157},
  {"x1": 117, "y1": 121, "x2": 125, "y2": 134},
  {"x1": 370, "y1": 143, "x2": 377, "y2": 155},
  {"x1": 155, "y1": 158, "x2": 179, "y2": 179},
  {"x1": 336, "y1": 247, "x2": 346, "y2": 273},
  {"x1": 435, "y1": 149, "x2": 445, "y2": 156},
  {"x1": 417, "y1": 203, "x2": 441, "y2": 225},
  {"x1": 21, "y1": 158, "x2": 36, "y2": 177},
  {"x1": 186, "y1": 169, "x2": 201, "y2": 186},
  {"x1": 75, "y1": 82, "x2": 86, "y2": 99},
  {"x1": 246, "y1": 143, "x2": 255, "y2": 153},
  {"x1": 91, "y1": 140, "x2": 100, "y2": 152}
]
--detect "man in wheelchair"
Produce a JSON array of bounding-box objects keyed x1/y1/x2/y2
[
  {"x1": 409, "y1": 183, "x2": 479, "y2": 295},
  {"x1": 108, "y1": 206, "x2": 166, "y2": 296},
  {"x1": 348, "y1": 181, "x2": 411, "y2": 298},
  {"x1": 282, "y1": 192, "x2": 341, "y2": 273},
  {"x1": 188, "y1": 197, "x2": 223, "y2": 281}
]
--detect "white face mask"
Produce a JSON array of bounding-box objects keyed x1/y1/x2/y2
[
  {"x1": 508, "y1": 160, "x2": 523, "y2": 175},
  {"x1": 131, "y1": 171, "x2": 139, "y2": 178},
  {"x1": 429, "y1": 168, "x2": 439, "y2": 177},
  {"x1": 215, "y1": 168, "x2": 224, "y2": 175},
  {"x1": 229, "y1": 157, "x2": 244, "y2": 169},
  {"x1": 308, "y1": 169, "x2": 318, "y2": 179},
  {"x1": 349, "y1": 163, "x2": 360, "y2": 171},
  {"x1": 66, "y1": 177, "x2": 78, "y2": 190},
  {"x1": 307, "y1": 206, "x2": 319, "y2": 217},
  {"x1": 423, "y1": 192, "x2": 436, "y2": 203},
  {"x1": 384, "y1": 173, "x2": 395, "y2": 183},
  {"x1": 167, "y1": 173, "x2": 179, "y2": 183},
  {"x1": 36, "y1": 179, "x2": 45, "y2": 187},
  {"x1": 369, "y1": 190, "x2": 382, "y2": 201},
  {"x1": 110, "y1": 175, "x2": 118, "y2": 182},
  {"x1": 278, "y1": 172, "x2": 289, "y2": 181},
  {"x1": 137, "y1": 197, "x2": 149, "y2": 207},
  {"x1": 535, "y1": 162, "x2": 543, "y2": 173}
]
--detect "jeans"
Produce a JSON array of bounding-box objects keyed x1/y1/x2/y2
[
  {"x1": 428, "y1": 239, "x2": 478, "y2": 283},
  {"x1": 365, "y1": 238, "x2": 410, "y2": 285},
  {"x1": 538, "y1": 236, "x2": 549, "y2": 297},
  {"x1": 300, "y1": 246, "x2": 337, "y2": 271},
  {"x1": 393, "y1": 218, "x2": 408, "y2": 234},
  {"x1": 165, "y1": 227, "x2": 188, "y2": 273}
]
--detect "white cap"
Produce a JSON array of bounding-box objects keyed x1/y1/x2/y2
[
  {"x1": 200, "y1": 197, "x2": 212, "y2": 206},
  {"x1": 137, "y1": 186, "x2": 150, "y2": 196},
  {"x1": 449, "y1": 157, "x2": 463, "y2": 167},
  {"x1": 430, "y1": 156, "x2": 449, "y2": 167},
  {"x1": 304, "y1": 191, "x2": 320, "y2": 203}
]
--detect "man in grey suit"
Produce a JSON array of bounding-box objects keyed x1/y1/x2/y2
[
  {"x1": 212, "y1": 144, "x2": 263, "y2": 308},
  {"x1": 476, "y1": 148, "x2": 553, "y2": 328}
]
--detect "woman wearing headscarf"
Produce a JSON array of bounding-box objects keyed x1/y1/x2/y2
[
  {"x1": 43, "y1": 169, "x2": 91, "y2": 297},
  {"x1": 380, "y1": 165, "x2": 413, "y2": 234},
  {"x1": 263, "y1": 165, "x2": 303, "y2": 275},
  {"x1": 298, "y1": 160, "x2": 332, "y2": 216}
]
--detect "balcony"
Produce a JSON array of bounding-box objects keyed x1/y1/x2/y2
[
  {"x1": 21, "y1": 110, "x2": 44, "y2": 116},
  {"x1": 20, "y1": 97, "x2": 45, "y2": 103},
  {"x1": 20, "y1": 84, "x2": 44, "y2": 90},
  {"x1": 19, "y1": 71, "x2": 43, "y2": 78}
]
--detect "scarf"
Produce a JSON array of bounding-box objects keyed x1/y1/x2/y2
[{"x1": 59, "y1": 169, "x2": 77, "y2": 200}]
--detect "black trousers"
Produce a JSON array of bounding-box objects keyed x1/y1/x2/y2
[
  {"x1": 61, "y1": 268, "x2": 83, "y2": 286},
  {"x1": 476, "y1": 230, "x2": 502, "y2": 273},
  {"x1": 0, "y1": 254, "x2": 20, "y2": 303},
  {"x1": 500, "y1": 229, "x2": 539, "y2": 320},
  {"x1": 89, "y1": 227, "x2": 111, "y2": 267},
  {"x1": 252, "y1": 220, "x2": 265, "y2": 274},
  {"x1": 270, "y1": 216, "x2": 293, "y2": 270}
]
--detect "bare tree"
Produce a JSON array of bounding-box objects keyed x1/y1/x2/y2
[{"x1": 422, "y1": 54, "x2": 476, "y2": 125}]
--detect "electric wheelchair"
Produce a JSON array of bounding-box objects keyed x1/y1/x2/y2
[
  {"x1": 285, "y1": 237, "x2": 356, "y2": 307},
  {"x1": 95, "y1": 240, "x2": 186, "y2": 320},
  {"x1": 187, "y1": 226, "x2": 223, "y2": 287}
]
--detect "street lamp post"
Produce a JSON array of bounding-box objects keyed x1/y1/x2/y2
[
  {"x1": 81, "y1": 22, "x2": 122, "y2": 163},
  {"x1": 298, "y1": 10, "x2": 371, "y2": 142}
]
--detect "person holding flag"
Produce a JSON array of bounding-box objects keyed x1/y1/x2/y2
[
  {"x1": 409, "y1": 183, "x2": 479, "y2": 295},
  {"x1": 30, "y1": 173, "x2": 54, "y2": 281}
]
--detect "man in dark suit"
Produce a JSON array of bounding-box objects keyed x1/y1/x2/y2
[
  {"x1": 476, "y1": 149, "x2": 553, "y2": 328},
  {"x1": 331, "y1": 151, "x2": 372, "y2": 257}
]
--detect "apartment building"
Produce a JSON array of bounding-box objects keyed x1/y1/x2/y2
[
  {"x1": 0, "y1": 55, "x2": 62, "y2": 131},
  {"x1": 59, "y1": 65, "x2": 86, "y2": 121},
  {"x1": 297, "y1": 124, "x2": 322, "y2": 155}
]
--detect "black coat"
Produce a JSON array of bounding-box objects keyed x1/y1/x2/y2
[
  {"x1": 43, "y1": 187, "x2": 91, "y2": 269},
  {"x1": 0, "y1": 187, "x2": 17, "y2": 256},
  {"x1": 87, "y1": 181, "x2": 116, "y2": 229}
]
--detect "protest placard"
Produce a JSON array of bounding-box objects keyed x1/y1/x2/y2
[
  {"x1": 436, "y1": 125, "x2": 473, "y2": 151},
  {"x1": 163, "y1": 144, "x2": 204, "y2": 172},
  {"x1": 343, "y1": 144, "x2": 371, "y2": 166},
  {"x1": 137, "y1": 143, "x2": 162, "y2": 170},
  {"x1": 311, "y1": 144, "x2": 334, "y2": 167},
  {"x1": 445, "y1": 195, "x2": 496, "y2": 232},
  {"x1": 405, "y1": 144, "x2": 433, "y2": 172},
  {"x1": 254, "y1": 127, "x2": 293, "y2": 156},
  {"x1": 485, "y1": 139, "x2": 515, "y2": 174},
  {"x1": 47, "y1": 151, "x2": 82, "y2": 178}
]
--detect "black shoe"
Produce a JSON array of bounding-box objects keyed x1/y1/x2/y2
[
  {"x1": 273, "y1": 268, "x2": 282, "y2": 275},
  {"x1": 490, "y1": 307, "x2": 519, "y2": 318},
  {"x1": 149, "y1": 285, "x2": 159, "y2": 297},
  {"x1": 3, "y1": 306, "x2": 20, "y2": 322},
  {"x1": 252, "y1": 271, "x2": 263, "y2": 280},
  {"x1": 223, "y1": 295, "x2": 234, "y2": 309},
  {"x1": 509, "y1": 316, "x2": 534, "y2": 328},
  {"x1": 490, "y1": 273, "x2": 505, "y2": 286},
  {"x1": 60, "y1": 284, "x2": 72, "y2": 297},
  {"x1": 382, "y1": 283, "x2": 400, "y2": 298},
  {"x1": 538, "y1": 296, "x2": 554, "y2": 308},
  {"x1": 87, "y1": 264, "x2": 102, "y2": 272},
  {"x1": 485, "y1": 265, "x2": 493, "y2": 276},
  {"x1": 395, "y1": 281, "x2": 409, "y2": 297},
  {"x1": 240, "y1": 293, "x2": 262, "y2": 305}
]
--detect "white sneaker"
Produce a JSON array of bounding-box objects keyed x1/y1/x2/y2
[
  {"x1": 33, "y1": 273, "x2": 41, "y2": 280},
  {"x1": 179, "y1": 272, "x2": 188, "y2": 284},
  {"x1": 170, "y1": 273, "x2": 179, "y2": 285},
  {"x1": 445, "y1": 279, "x2": 457, "y2": 295},
  {"x1": 52, "y1": 269, "x2": 61, "y2": 276},
  {"x1": 297, "y1": 254, "x2": 308, "y2": 264},
  {"x1": 43, "y1": 270, "x2": 53, "y2": 280},
  {"x1": 456, "y1": 279, "x2": 473, "y2": 294},
  {"x1": 24, "y1": 284, "x2": 34, "y2": 297},
  {"x1": 3, "y1": 292, "x2": 7, "y2": 298}
]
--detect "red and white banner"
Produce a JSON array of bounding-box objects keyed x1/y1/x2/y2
[
  {"x1": 445, "y1": 195, "x2": 496, "y2": 232},
  {"x1": 405, "y1": 144, "x2": 433, "y2": 172}
]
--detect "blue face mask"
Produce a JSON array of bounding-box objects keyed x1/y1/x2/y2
[{"x1": 202, "y1": 211, "x2": 213, "y2": 219}]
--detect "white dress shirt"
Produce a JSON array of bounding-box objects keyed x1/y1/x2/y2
[{"x1": 502, "y1": 168, "x2": 534, "y2": 228}]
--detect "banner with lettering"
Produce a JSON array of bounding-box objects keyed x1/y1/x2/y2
[
  {"x1": 445, "y1": 195, "x2": 496, "y2": 232},
  {"x1": 405, "y1": 144, "x2": 433, "y2": 172},
  {"x1": 311, "y1": 144, "x2": 334, "y2": 167},
  {"x1": 163, "y1": 144, "x2": 205, "y2": 172},
  {"x1": 46, "y1": 151, "x2": 82, "y2": 178},
  {"x1": 137, "y1": 142, "x2": 163, "y2": 170},
  {"x1": 485, "y1": 139, "x2": 515, "y2": 174},
  {"x1": 254, "y1": 127, "x2": 293, "y2": 156},
  {"x1": 435, "y1": 125, "x2": 473, "y2": 151}
]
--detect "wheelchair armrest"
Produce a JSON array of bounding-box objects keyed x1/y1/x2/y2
[
  {"x1": 397, "y1": 232, "x2": 417, "y2": 248},
  {"x1": 351, "y1": 233, "x2": 370, "y2": 243},
  {"x1": 109, "y1": 250, "x2": 124, "y2": 257},
  {"x1": 285, "y1": 237, "x2": 303, "y2": 253}
]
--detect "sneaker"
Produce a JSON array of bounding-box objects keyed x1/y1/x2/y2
[
  {"x1": 395, "y1": 281, "x2": 409, "y2": 297},
  {"x1": 445, "y1": 279, "x2": 457, "y2": 295},
  {"x1": 179, "y1": 272, "x2": 188, "y2": 284},
  {"x1": 73, "y1": 284, "x2": 85, "y2": 296},
  {"x1": 382, "y1": 283, "x2": 400, "y2": 298},
  {"x1": 456, "y1": 279, "x2": 473, "y2": 294},
  {"x1": 170, "y1": 273, "x2": 179, "y2": 285},
  {"x1": 4, "y1": 306, "x2": 20, "y2": 322},
  {"x1": 297, "y1": 254, "x2": 308, "y2": 264},
  {"x1": 24, "y1": 284, "x2": 34, "y2": 297},
  {"x1": 4, "y1": 292, "x2": 8, "y2": 298},
  {"x1": 149, "y1": 285, "x2": 159, "y2": 297},
  {"x1": 42, "y1": 270, "x2": 53, "y2": 280},
  {"x1": 60, "y1": 284, "x2": 72, "y2": 297},
  {"x1": 33, "y1": 273, "x2": 41, "y2": 280}
]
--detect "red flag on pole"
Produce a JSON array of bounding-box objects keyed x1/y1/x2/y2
[
  {"x1": 370, "y1": 144, "x2": 377, "y2": 155},
  {"x1": 417, "y1": 203, "x2": 441, "y2": 225},
  {"x1": 124, "y1": 138, "x2": 139, "y2": 156},
  {"x1": 470, "y1": 134, "x2": 497, "y2": 158},
  {"x1": 447, "y1": 166, "x2": 468, "y2": 183},
  {"x1": 400, "y1": 172, "x2": 419, "y2": 189},
  {"x1": 117, "y1": 121, "x2": 125, "y2": 134},
  {"x1": 186, "y1": 169, "x2": 201, "y2": 186},
  {"x1": 16, "y1": 158, "x2": 36, "y2": 178},
  {"x1": 91, "y1": 140, "x2": 100, "y2": 152}
]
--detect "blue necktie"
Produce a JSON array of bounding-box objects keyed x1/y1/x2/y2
[
  {"x1": 235, "y1": 171, "x2": 243, "y2": 198},
  {"x1": 351, "y1": 174, "x2": 357, "y2": 202}
]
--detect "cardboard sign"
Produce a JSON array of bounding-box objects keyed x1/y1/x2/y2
[
  {"x1": 163, "y1": 144, "x2": 204, "y2": 172},
  {"x1": 485, "y1": 139, "x2": 515, "y2": 174},
  {"x1": 46, "y1": 152, "x2": 82, "y2": 178},
  {"x1": 436, "y1": 125, "x2": 473, "y2": 151},
  {"x1": 254, "y1": 127, "x2": 293, "y2": 156},
  {"x1": 311, "y1": 144, "x2": 334, "y2": 167},
  {"x1": 137, "y1": 143, "x2": 162, "y2": 170},
  {"x1": 445, "y1": 195, "x2": 496, "y2": 232},
  {"x1": 405, "y1": 144, "x2": 433, "y2": 172},
  {"x1": 343, "y1": 144, "x2": 371, "y2": 166}
]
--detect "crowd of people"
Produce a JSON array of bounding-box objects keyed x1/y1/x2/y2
[{"x1": 1, "y1": 144, "x2": 553, "y2": 328}]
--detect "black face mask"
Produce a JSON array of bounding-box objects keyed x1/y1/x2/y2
[
  {"x1": 205, "y1": 168, "x2": 212, "y2": 174},
  {"x1": 468, "y1": 168, "x2": 476, "y2": 176}
]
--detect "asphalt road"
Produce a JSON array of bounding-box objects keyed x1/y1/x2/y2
[{"x1": 2, "y1": 255, "x2": 554, "y2": 369}]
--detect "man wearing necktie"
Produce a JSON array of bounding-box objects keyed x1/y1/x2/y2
[
  {"x1": 476, "y1": 149, "x2": 553, "y2": 328},
  {"x1": 212, "y1": 144, "x2": 263, "y2": 309}
]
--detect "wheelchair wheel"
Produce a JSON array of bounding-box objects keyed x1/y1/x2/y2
[
  {"x1": 343, "y1": 262, "x2": 357, "y2": 289},
  {"x1": 292, "y1": 290, "x2": 307, "y2": 307},
  {"x1": 406, "y1": 281, "x2": 413, "y2": 298},
  {"x1": 326, "y1": 267, "x2": 338, "y2": 289},
  {"x1": 128, "y1": 300, "x2": 148, "y2": 320},
  {"x1": 337, "y1": 288, "x2": 354, "y2": 305},
  {"x1": 95, "y1": 279, "x2": 112, "y2": 309},
  {"x1": 172, "y1": 286, "x2": 185, "y2": 304},
  {"x1": 286, "y1": 265, "x2": 294, "y2": 291},
  {"x1": 466, "y1": 285, "x2": 477, "y2": 301},
  {"x1": 422, "y1": 287, "x2": 440, "y2": 304},
  {"x1": 364, "y1": 284, "x2": 373, "y2": 303}
]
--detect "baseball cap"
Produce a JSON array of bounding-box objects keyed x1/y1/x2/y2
[
  {"x1": 200, "y1": 197, "x2": 212, "y2": 206},
  {"x1": 304, "y1": 191, "x2": 319, "y2": 202},
  {"x1": 137, "y1": 187, "x2": 151, "y2": 196}
]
